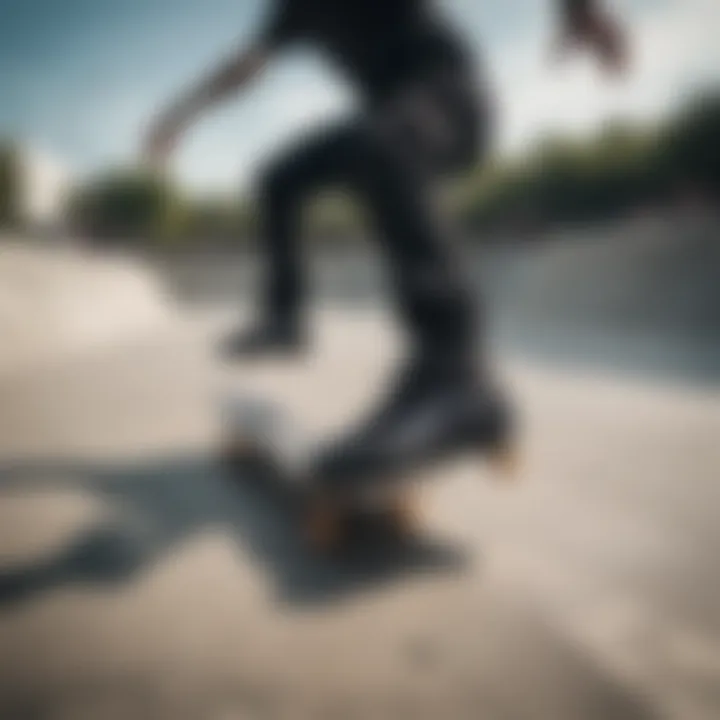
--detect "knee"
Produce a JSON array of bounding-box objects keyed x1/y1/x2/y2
[
  {"x1": 358, "y1": 116, "x2": 402, "y2": 164},
  {"x1": 344, "y1": 120, "x2": 411, "y2": 196}
]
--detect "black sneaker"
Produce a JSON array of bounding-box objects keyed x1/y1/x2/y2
[
  {"x1": 313, "y1": 357, "x2": 514, "y2": 491},
  {"x1": 219, "y1": 317, "x2": 306, "y2": 360}
]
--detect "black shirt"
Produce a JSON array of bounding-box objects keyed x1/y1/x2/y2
[{"x1": 260, "y1": 0, "x2": 476, "y2": 102}]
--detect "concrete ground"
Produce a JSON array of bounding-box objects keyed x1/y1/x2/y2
[{"x1": 0, "y1": 307, "x2": 718, "y2": 720}]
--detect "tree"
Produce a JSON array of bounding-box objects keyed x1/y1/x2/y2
[
  {"x1": 69, "y1": 168, "x2": 186, "y2": 244},
  {"x1": 458, "y1": 94, "x2": 718, "y2": 236},
  {"x1": 654, "y1": 91, "x2": 720, "y2": 203},
  {"x1": 181, "y1": 196, "x2": 253, "y2": 245},
  {"x1": 0, "y1": 142, "x2": 20, "y2": 229}
]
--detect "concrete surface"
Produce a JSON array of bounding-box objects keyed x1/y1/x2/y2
[
  {"x1": 0, "y1": 241, "x2": 175, "y2": 375},
  {"x1": 0, "y1": 306, "x2": 718, "y2": 720}
]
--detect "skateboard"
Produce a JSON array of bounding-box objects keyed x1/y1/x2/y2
[{"x1": 219, "y1": 394, "x2": 517, "y2": 553}]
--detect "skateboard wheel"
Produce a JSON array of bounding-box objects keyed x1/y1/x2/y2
[
  {"x1": 302, "y1": 497, "x2": 347, "y2": 553},
  {"x1": 385, "y1": 490, "x2": 421, "y2": 536},
  {"x1": 219, "y1": 435, "x2": 257, "y2": 465},
  {"x1": 488, "y1": 442, "x2": 520, "y2": 481}
]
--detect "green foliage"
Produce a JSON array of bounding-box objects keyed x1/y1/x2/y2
[
  {"x1": 460, "y1": 89, "x2": 720, "y2": 235},
  {"x1": 179, "y1": 196, "x2": 254, "y2": 246},
  {"x1": 653, "y1": 92, "x2": 720, "y2": 200},
  {"x1": 475, "y1": 132, "x2": 621, "y2": 228},
  {"x1": 62, "y1": 88, "x2": 720, "y2": 246},
  {"x1": 69, "y1": 168, "x2": 186, "y2": 243},
  {"x1": 307, "y1": 192, "x2": 366, "y2": 244},
  {"x1": 0, "y1": 142, "x2": 20, "y2": 229}
]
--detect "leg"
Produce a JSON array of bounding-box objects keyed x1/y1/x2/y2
[
  {"x1": 226, "y1": 78, "x2": 486, "y2": 364},
  {"x1": 223, "y1": 121, "x2": 367, "y2": 358},
  {"x1": 353, "y1": 123, "x2": 477, "y2": 368},
  {"x1": 312, "y1": 83, "x2": 516, "y2": 492},
  {"x1": 350, "y1": 75, "x2": 490, "y2": 371},
  {"x1": 253, "y1": 113, "x2": 469, "y2": 334},
  {"x1": 256, "y1": 131, "x2": 336, "y2": 326}
]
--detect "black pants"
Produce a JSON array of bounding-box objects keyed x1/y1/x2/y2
[{"x1": 257, "y1": 71, "x2": 490, "y2": 364}]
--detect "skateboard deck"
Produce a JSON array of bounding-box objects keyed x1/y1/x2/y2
[
  {"x1": 219, "y1": 393, "x2": 441, "y2": 552},
  {"x1": 219, "y1": 393, "x2": 517, "y2": 553}
]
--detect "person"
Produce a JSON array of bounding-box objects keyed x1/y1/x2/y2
[{"x1": 143, "y1": 0, "x2": 627, "y2": 484}]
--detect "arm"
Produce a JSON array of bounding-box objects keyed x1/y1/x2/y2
[
  {"x1": 142, "y1": 1, "x2": 303, "y2": 168},
  {"x1": 555, "y1": 0, "x2": 628, "y2": 74},
  {"x1": 165, "y1": 45, "x2": 268, "y2": 128},
  {"x1": 142, "y1": 43, "x2": 269, "y2": 168}
]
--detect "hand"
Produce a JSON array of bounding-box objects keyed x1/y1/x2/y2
[
  {"x1": 588, "y1": 12, "x2": 628, "y2": 75},
  {"x1": 558, "y1": 9, "x2": 629, "y2": 76}
]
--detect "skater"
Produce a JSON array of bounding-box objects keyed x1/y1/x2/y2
[{"x1": 143, "y1": 0, "x2": 627, "y2": 482}]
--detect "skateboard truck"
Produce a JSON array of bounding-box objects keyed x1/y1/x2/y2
[
  {"x1": 489, "y1": 441, "x2": 520, "y2": 481},
  {"x1": 300, "y1": 484, "x2": 423, "y2": 554},
  {"x1": 220, "y1": 393, "x2": 518, "y2": 553}
]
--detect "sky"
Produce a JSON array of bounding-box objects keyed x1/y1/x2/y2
[{"x1": 1, "y1": 0, "x2": 718, "y2": 193}]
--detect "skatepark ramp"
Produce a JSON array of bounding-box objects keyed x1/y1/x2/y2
[
  {"x1": 0, "y1": 238, "x2": 176, "y2": 375},
  {"x1": 500, "y1": 215, "x2": 720, "y2": 337},
  {"x1": 483, "y1": 214, "x2": 720, "y2": 382}
]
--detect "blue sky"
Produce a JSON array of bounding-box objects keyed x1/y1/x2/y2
[{"x1": 1, "y1": 0, "x2": 718, "y2": 193}]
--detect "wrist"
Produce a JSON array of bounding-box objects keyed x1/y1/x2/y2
[
  {"x1": 169, "y1": 98, "x2": 197, "y2": 128},
  {"x1": 170, "y1": 84, "x2": 213, "y2": 128}
]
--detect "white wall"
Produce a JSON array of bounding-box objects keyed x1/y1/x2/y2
[{"x1": 17, "y1": 145, "x2": 74, "y2": 229}]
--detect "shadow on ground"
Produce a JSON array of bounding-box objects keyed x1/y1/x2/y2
[{"x1": 0, "y1": 453, "x2": 468, "y2": 609}]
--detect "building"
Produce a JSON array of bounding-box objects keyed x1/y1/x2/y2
[{"x1": 17, "y1": 144, "x2": 74, "y2": 231}]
